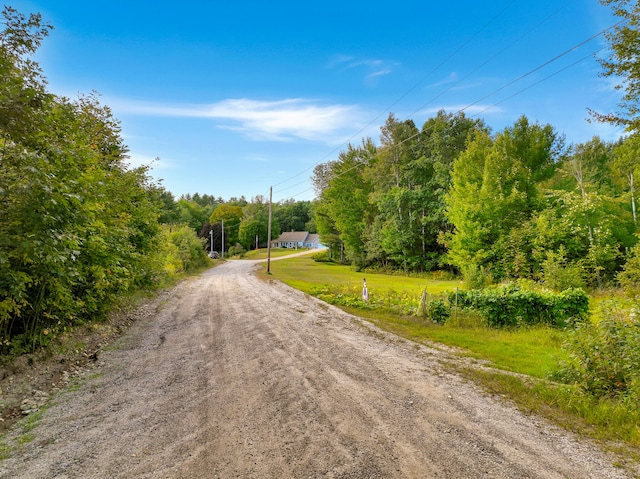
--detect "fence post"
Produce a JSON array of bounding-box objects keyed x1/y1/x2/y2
[
  {"x1": 362, "y1": 278, "x2": 369, "y2": 302},
  {"x1": 455, "y1": 286, "x2": 459, "y2": 319},
  {"x1": 417, "y1": 286, "x2": 427, "y2": 316}
]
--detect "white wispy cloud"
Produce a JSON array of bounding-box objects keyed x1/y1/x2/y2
[
  {"x1": 327, "y1": 55, "x2": 395, "y2": 81},
  {"x1": 111, "y1": 97, "x2": 361, "y2": 144}
]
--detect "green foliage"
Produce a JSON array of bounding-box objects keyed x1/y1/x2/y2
[
  {"x1": 461, "y1": 263, "x2": 492, "y2": 290},
  {"x1": 175, "y1": 198, "x2": 210, "y2": 232},
  {"x1": 594, "y1": 0, "x2": 640, "y2": 131},
  {"x1": 164, "y1": 225, "x2": 208, "y2": 273},
  {"x1": 238, "y1": 197, "x2": 273, "y2": 250},
  {"x1": 453, "y1": 284, "x2": 590, "y2": 328},
  {"x1": 423, "y1": 298, "x2": 450, "y2": 324},
  {"x1": 210, "y1": 203, "x2": 243, "y2": 252},
  {"x1": 312, "y1": 250, "x2": 332, "y2": 262},
  {"x1": 309, "y1": 103, "x2": 634, "y2": 288},
  {"x1": 541, "y1": 247, "x2": 586, "y2": 291},
  {"x1": 446, "y1": 117, "x2": 566, "y2": 281},
  {"x1": 0, "y1": 8, "x2": 172, "y2": 351},
  {"x1": 618, "y1": 236, "x2": 640, "y2": 294},
  {"x1": 274, "y1": 199, "x2": 313, "y2": 234},
  {"x1": 554, "y1": 303, "x2": 640, "y2": 403},
  {"x1": 228, "y1": 243, "x2": 247, "y2": 258},
  {"x1": 315, "y1": 140, "x2": 377, "y2": 268}
]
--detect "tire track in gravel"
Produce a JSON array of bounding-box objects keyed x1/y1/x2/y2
[{"x1": 0, "y1": 259, "x2": 636, "y2": 478}]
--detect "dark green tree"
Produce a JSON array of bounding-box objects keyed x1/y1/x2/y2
[
  {"x1": 274, "y1": 200, "x2": 312, "y2": 233},
  {"x1": 0, "y1": 8, "x2": 167, "y2": 350}
]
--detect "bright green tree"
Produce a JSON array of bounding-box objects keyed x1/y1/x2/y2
[
  {"x1": 593, "y1": 0, "x2": 640, "y2": 132},
  {"x1": 239, "y1": 197, "x2": 274, "y2": 249},
  {"x1": 445, "y1": 117, "x2": 564, "y2": 281}
]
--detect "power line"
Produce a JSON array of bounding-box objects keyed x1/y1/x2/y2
[
  {"x1": 271, "y1": 0, "x2": 519, "y2": 196},
  {"x1": 353, "y1": 19, "x2": 625, "y2": 164},
  {"x1": 458, "y1": 20, "x2": 625, "y2": 115},
  {"x1": 405, "y1": 0, "x2": 576, "y2": 119},
  {"x1": 471, "y1": 47, "x2": 609, "y2": 120},
  {"x1": 278, "y1": 20, "x2": 625, "y2": 202}
]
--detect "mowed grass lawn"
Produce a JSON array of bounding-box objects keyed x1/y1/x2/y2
[{"x1": 257, "y1": 252, "x2": 568, "y2": 379}]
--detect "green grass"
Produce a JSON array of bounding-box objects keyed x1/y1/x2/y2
[
  {"x1": 260, "y1": 255, "x2": 640, "y2": 461},
  {"x1": 263, "y1": 253, "x2": 461, "y2": 293},
  {"x1": 263, "y1": 255, "x2": 564, "y2": 378}
]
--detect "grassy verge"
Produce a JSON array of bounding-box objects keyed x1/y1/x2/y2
[{"x1": 260, "y1": 254, "x2": 640, "y2": 462}]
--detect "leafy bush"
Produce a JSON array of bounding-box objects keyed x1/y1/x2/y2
[
  {"x1": 163, "y1": 225, "x2": 208, "y2": 273},
  {"x1": 553, "y1": 304, "x2": 640, "y2": 402},
  {"x1": 424, "y1": 299, "x2": 450, "y2": 323},
  {"x1": 541, "y1": 248, "x2": 586, "y2": 291},
  {"x1": 451, "y1": 284, "x2": 589, "y2": 328},
  {"x1": 312, "y1": 250, "x2": 332, "y2": 262},
  {"x1": 228, "y1": 243, "x2": 246, "y2": 258},
  {"x1": 618, "y1": 241, "x2": 640, "y2": 294}
]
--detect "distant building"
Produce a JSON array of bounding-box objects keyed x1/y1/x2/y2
[{"x1": 270, "y1": 231, "x2": 322, "y2": 249}]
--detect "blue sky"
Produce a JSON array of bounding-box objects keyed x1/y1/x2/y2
[{"x1": 9, "y1": 0, "x2": 623, "y2": 202}]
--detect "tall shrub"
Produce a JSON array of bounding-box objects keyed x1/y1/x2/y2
[{"x1": 555, "y1": 304, "x2": 640, "y2": 402}]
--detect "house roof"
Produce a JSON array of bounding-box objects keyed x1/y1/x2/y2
[{"x1": 275, "y1": 231, "x2": 309, "y2": 243}]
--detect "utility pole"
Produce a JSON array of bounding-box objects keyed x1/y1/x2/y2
[
  {"x1": 210, "y1": 229, "x2": 213, "y2": 255},
  {"x1": 267, "y1": 186, "x2": 272, "y2": 274},
  {"x1": 221, "y1": 219, "x2": 224, "y2": 259}
]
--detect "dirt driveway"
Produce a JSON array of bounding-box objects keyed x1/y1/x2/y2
[{"x1": 0, "y1": 259, "x2": 635, "y2": 478}]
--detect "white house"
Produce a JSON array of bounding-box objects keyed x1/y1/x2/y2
[{"x1": 270, "y1": 231, "x2": 322, "y2": 249}]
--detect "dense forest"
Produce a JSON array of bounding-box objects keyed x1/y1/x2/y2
[{"x1": 0, "y1": 6, "x2": 313, "y2": 352}]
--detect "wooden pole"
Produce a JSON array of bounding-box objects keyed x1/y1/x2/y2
[{"x1": 267, "y1": 186, "x2": 272, "y2": 274}]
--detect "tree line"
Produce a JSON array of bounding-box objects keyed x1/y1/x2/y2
[{"x1": 312, "y1": 111, "x2": 640, "y2": 290}]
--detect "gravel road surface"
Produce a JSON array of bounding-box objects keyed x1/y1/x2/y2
[{"x1": 0, "y1": 259, "x2": 635, "y2": 478}]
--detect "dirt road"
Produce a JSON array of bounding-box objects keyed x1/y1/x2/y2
[{"x1": 0, "y1": 259, "x2": 635, "y2": 478}]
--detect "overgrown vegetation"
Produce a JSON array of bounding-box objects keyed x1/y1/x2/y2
[
  {"x1": 553, "y1": 301, "x2": 640, "y2": 405},
  {"x1": 0, "y1": 7, "x2": 213, "y2": 354}
]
